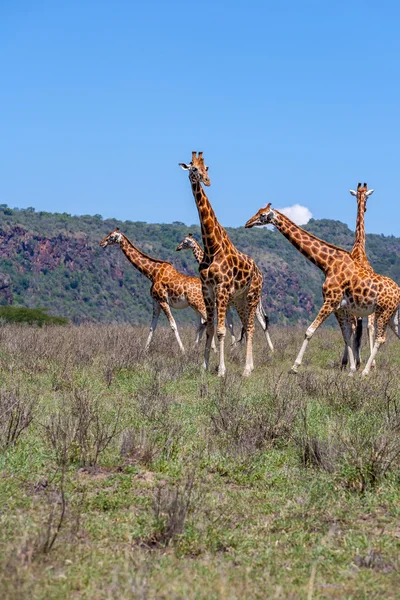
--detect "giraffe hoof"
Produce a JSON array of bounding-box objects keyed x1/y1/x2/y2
[
  {"x1": 361, "y1": 370, "x2": 369, "y2": 378},
  {"x1": 242, "y1": 368, "x2": 253, "y2": 378},
  {"x1": 348, "y1": 370, "x2": 355, "y2": 378},
  {"x1": 290, "y1": 366, "x2": 299, "y2": 375},
  {"x1": 217, "y1": 369, "x2": 226, "y2": 378}
]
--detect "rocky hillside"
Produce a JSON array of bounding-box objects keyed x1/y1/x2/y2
[{"x1": 1, "y1": 205, "x2": 400, "y2": 325}]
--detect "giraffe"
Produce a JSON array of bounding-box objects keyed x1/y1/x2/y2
[
  {"x1": 245, "y1": 204, "x2": 400, "y2": 376},
  {"x1": 99, "y1": 228, "x2": 211, "y2": 353},
  {"x1": 348, "y1": 182, "x2": 376, "y2": 365},
  {"x1": 176, "y1": 233, "x2": 274, "y2": 351},
  {"x1": 176, "y1": 233, "x2": 238, "y2": 345},
  {"x1": 179, "y1": 151, "x2": 263, "y2": 377}
]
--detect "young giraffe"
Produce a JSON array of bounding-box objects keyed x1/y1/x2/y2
[
  {"x1": 179, "y1": 152, "x2": 263, "y2": 377},
  {"x1": 176, "y1": 233, "x2": 274, "y2": 351},
  {"x1": 245, "y1": 204, "x2": 400, "y2": 376},
  {"x1": 100, "y1": 228, "x2": 210, "y2": 353}
]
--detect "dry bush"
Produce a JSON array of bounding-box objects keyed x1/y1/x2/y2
[
  {"x1": 209, "y1": 373, "x2": 302, "y2": 458},
  {"x1": 120, "y1": 369, "x2": 182, "y2": 466},
  {"x1": 336, "y1": 417, "x2": 400, "y2": 492},
  {"x1": 296, "y1": 397, "x2": 400, "y2": 491},
  {"x1": 120, "y1": 426, "x2": 178, "y2": 467},
  {"x1": 41, "y1": 389, "x2": 122, "y2": 467},
  {"x1": 149, "y1": 471, "x2": 201, "y2": 548},
  {"x1": 0, "y1": 390, "x2": 37, "y2": 450}
]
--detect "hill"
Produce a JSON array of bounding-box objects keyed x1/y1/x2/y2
[{"x1": 1, "y1": 204, "x2": 400, "y2": 325}]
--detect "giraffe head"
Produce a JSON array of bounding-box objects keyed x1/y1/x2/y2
[
  {"x1": 100, "y1": 227, "x2": 123, "y2": 248},
  {"x1": 245, "y1": 203, "x2": 276, "y2": 228},
  {"x1": 175, "y1": 233, "x2": 197, "y2": 252},
  {"x1": 179, "y1": 151, "x2": 211, "y2": 187},
  {"x1": 349, "y1": 182, "x2": 374, "y2": 211}
]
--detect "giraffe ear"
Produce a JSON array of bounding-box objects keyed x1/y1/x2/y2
[
  {"x1": 179, "y1": 163, "x2": 191, "y2": 170},
  {"x1": 365, "y1": 189, "x2": 374, "y2": 197},
  {"x1": 349, "y1": 190, "x2": 357, "y2": 196}
]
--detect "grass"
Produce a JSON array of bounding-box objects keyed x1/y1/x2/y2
[{"x1": 0, "y1": 323, "x2": 399, "y2": 599}]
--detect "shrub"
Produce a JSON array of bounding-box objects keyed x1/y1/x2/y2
[{"x1": 0, "y1": 306, "x2": 68, "y2": 327}]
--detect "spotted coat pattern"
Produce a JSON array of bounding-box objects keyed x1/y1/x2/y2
[
  {"x1": 245, "y1": 204, "x2": 400, "y2": 376},
  {"x1": 180, "y1": 152, "x2": 263, "y2": 377},
  {"x1": 99, "y1": 229, "x2": 208, "y2": 352}
]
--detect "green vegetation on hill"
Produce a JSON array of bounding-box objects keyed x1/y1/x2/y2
[
  {"x1": 0, "y1": 306, "x2": 68, "y2": 326},
  {"x1": 0, "y1": 205, "x2": 400, "y2": 325}
]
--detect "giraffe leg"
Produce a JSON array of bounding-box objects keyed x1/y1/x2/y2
[
  {"x1": 215, "y1": 289, "x2": 230, "y2": 377},
  {"x1": 196, "y1": 314, "x2": 217, "y2": 352},
  {"x1": 203, "y1": 288, "x2": 216, "y2": 371},
  {"x1": 367, "y1": 313, "x2": 376, "y2": 368},
  {"x1": 339, "y1": 315, "x2": 361, "y2": 370},
  {"x1": 226, "y1": 306, "x2": 237, "y2": 346},
  {"x1": 362, "y1": 311, "x2": 390, "y2": 377},
  {"x1": 145, "y1": 300, "x2": 161, "y2": 351},
  {"x1": 389, "y1": 305, "x2": 400, "y2": 338},
  {"x1": 291, "y1": 301, "x2": 337, "y2": 373},
  {"x1": 353, "y1": 317, "x2": 363, "y2": 369},
  {"x1": 335, "y1": 312, "x2": 357, "y2": 375},
  {"x1": 195, "y1": 315, "x2": 206, "y2": 344},
  {"x1": 255, "y1": 300, "x2": 274, "y2": 352},
  {"x1": 159, "y1": 301, "x2": 185, "y2": 353},
  {"x1": 243, "y1": 302, "x2": 257, "y2": 377}
]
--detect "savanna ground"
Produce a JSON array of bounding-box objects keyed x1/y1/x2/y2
[{"x1": 0, "y1": 323, "x2": 400, "y2": 599}]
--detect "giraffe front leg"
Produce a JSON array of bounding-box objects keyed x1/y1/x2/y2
[
  {"x1": 215, "y1": 290, "x2": 229, "y2": 377},
  {"x1": 145, "y1": 300, "x2": 161, "y2": 351},
  {"x1": 291, "y1": 302, "x2": 336, "y2": 373},
  {"x1": 367, "y1": 313, "x2": 376, "y2": 368},
  {"x1": 335, "y1": 312, "x2": 357, "y2": 376},
  {"x1": 203, "y1": 289, "x2": 216, "y2": 371},
  {"x1": 362, "y1": 311, "x2": 390, "y2": 377},
  {"x1": 159, "y1": 301, "x2": 185, "y2": 354},
  {"x1": 243, "y1": 302, "x2": 257, "y2": 378}
]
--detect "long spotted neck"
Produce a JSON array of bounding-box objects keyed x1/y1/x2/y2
[
  {"x1": 119, "y1": 235, "x2": 163, "y2": 281},
  {"x1": 351, "y1": 195, "x2": 369, "y2": 265},
  {"x1": 189, "y1": 178, "x2": 226, "y2": 256},
  {"x1": 189, "y1": 239, "x2": 205, "y2": 264},
  {"x1": 270, "y1": 210, "x2": 348, "y2": 274}
]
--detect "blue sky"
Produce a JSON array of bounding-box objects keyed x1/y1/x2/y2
[{"x1": 1, "y1": 1, "x2": 400, "y2": 235}]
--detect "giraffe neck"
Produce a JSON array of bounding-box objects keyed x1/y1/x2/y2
[
  {"x1": 271, "y1": 210, "x2": 349, "y2": 273},
  {"x1": 190, "y1": 240, "x2": 205, "y2": 264},
  {"x1": 189, "y1": 179, "x2": 227, "y2": 256},
  {"x1": 351, "y1": 196, "x2": 369, "y2": 264},
  {"x1": 119, "y1": 235, "x2": 164, "y2": 281}
]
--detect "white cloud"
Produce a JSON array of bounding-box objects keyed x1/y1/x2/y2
[{"x1": 278, "y1": 204, "x2": 312, "y2": 225}]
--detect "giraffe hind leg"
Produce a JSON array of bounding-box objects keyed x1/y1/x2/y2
[
  {"x1": 145, "y1": 300, "x2": 161, "y2": 351},
  {"x1": 159, "y1": 301, "x2": 185, "y2": 353}
]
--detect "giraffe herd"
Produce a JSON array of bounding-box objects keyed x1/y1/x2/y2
[{"x1": 100, "y1": 151, "x2": 400, "y2": 378}]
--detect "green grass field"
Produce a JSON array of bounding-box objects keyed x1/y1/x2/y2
[{"x1": 0, "y1": 323, "x2": 399, "y2": 599}]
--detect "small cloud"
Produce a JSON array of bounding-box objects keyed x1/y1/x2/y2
[{"x1": 278, "y1": 204, "x2": 312, "y2": 225}]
